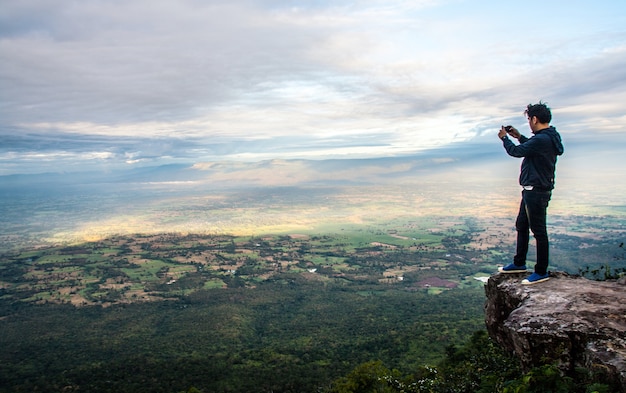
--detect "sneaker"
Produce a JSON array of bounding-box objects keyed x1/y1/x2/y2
[
  {"x1": 521, "y1": 272, "x2": 550, "y2": 285},
  {"x1": 498, "y1": 263, "x2": 527, "y2": 273}
]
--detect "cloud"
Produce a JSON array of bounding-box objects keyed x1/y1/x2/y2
[{"x1": 1, "y1": 0, "x2": 626, "y2": 175}]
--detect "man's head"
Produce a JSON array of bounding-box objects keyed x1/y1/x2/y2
[{"x1": 525, "y1": 101, "x2": 551, "y2": 132}]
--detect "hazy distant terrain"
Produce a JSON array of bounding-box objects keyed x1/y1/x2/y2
[
  {"x1": 0, "y1": 152, "x2": 481, "y2": 247},
  {"x1": 2, "y1": 149, "x2": 624, "y2": 250}
]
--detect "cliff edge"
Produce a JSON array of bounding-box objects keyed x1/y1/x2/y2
[{"x1": 484, "y1": 271, "x2": 626, "y2": 390}]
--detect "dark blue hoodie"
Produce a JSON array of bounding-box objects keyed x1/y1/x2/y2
[{"x1": 502, "y1": 126, "x2": 564, "y2": 191}]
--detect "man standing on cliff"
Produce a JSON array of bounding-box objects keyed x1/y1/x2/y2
[{"x1": 497, "y1": 102, "x2": 564, "y2": 284}]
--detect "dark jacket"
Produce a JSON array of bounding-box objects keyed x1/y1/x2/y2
[{"x1": 502, "y1": 126, "x2": 564, "y2": 191}]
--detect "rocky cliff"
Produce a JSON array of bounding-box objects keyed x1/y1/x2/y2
[{"x1": 484, "y1": 272, "x2": 626, "y2": 390}]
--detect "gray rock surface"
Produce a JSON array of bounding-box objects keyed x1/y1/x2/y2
[{"x1": 484, "y1": 271, "x2": 626, "y2": 390}]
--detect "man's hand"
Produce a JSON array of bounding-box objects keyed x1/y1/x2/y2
[
  {"x1": 506, "y1": 126, "x2": 521, "y2": 139},
  {"x1": 499, "y1": 125, "x2": 521, "y2": 140},
  {"x1": 498, "y1": 126, "x2": 508, "y2": 140}
]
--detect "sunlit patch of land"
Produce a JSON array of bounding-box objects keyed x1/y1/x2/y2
[{"x1": 25, "y1": 183, "x2": 531, "y2": 248}]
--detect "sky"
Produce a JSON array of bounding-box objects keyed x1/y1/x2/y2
[{"x1": 1, "y1": 0, "x2": 626, "y2": 175}]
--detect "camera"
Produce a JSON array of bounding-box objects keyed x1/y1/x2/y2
[{"x1": 504, "y1": 125, "x2": 513, "y2": 132}]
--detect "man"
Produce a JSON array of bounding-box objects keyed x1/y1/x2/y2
[{"x1": 497, "y1": 102, "x2": 564, "y2": 284}]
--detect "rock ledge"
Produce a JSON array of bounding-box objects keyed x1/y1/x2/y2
[{"x1": 484, "y1": 272, "x2": 626, "y2": 390}]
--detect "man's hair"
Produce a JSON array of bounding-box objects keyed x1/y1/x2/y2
[{"x1": 525, "y1": 101, "x2": 552, "y2": 124}]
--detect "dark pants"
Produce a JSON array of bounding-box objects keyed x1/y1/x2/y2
[{"x1": 513, "y1": 189, "x2": 552, "y2": 275}]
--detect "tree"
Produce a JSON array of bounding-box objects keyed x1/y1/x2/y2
[{"x1": 329, "y1": 361, "x2": 402, "y2": 393}]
